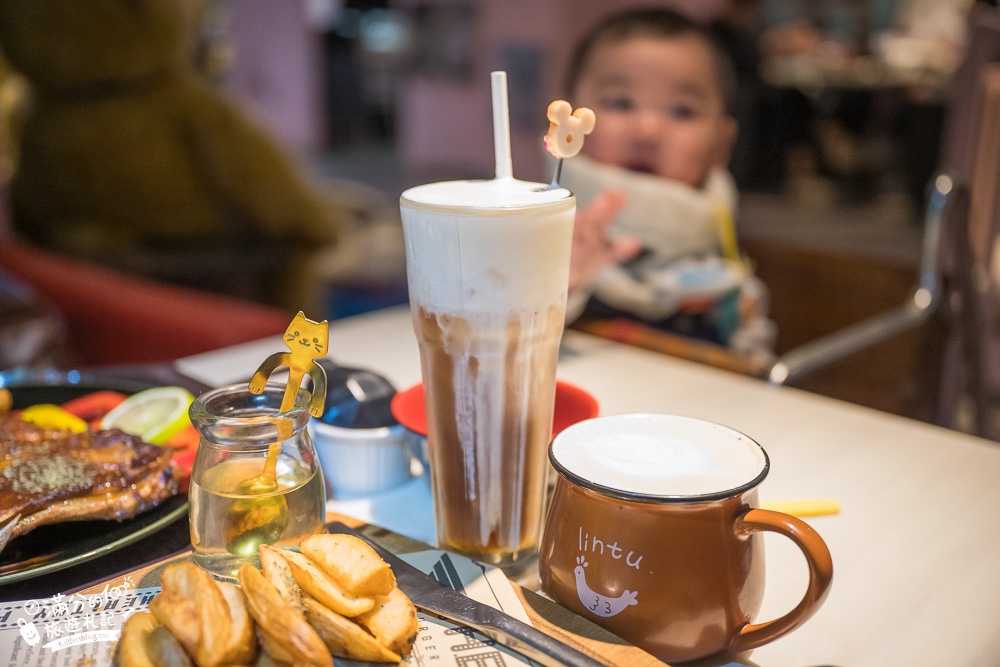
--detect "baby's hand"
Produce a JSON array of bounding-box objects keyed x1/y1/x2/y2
[{"x1": 569, "y1": 190, "x2": 642, "y2": 292}]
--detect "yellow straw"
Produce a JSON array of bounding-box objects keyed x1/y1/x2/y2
[
  {"x1": 711, "y1": 199, "x2": 741, "y2": 264},
  {"x1": 760, "y1": 499, "x2": 841, "y2": 518}
]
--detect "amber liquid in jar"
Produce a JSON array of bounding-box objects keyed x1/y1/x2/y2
[{"x1": 188, "y1": 383, "x2": 327, "y2": 580}]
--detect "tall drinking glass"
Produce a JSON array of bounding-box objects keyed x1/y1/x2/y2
[{"x1": 400, "y1": 178, "x2": 574, "y2": 577}]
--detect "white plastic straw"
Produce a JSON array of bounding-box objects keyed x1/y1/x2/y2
[{"x1": 491, "y1": 71, "x2": 513, "y2": 179}]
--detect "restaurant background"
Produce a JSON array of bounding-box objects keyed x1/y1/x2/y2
[{"x1": 0, "y1": 0, "x2": 990, "y2": 435}]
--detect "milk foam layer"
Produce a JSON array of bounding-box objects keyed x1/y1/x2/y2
[
  {"x1": 401, "y1": 178, "x2": 575, "y2": 313},
  {"x1": 402, "y1": 177, "x2": 571, "y2": 209},
  {"x1": 552, "y1": 414, "x2": 767, "y2": 496}
]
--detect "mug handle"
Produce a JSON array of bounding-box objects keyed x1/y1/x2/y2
[{"x1": 728, "y1": 508, "x2": 834, "y2": 653}]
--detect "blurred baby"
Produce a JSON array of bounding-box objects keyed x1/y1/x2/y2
[{"x1": 563, "y1": 8, "x2": 775, "y2": 360}]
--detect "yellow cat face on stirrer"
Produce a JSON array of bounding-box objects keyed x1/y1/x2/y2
[
  {"x1": 249, "y1": 311, "x2": 329, "y2": 418},
  {"x1": 283, "y1": 311, "x2": 329, "y2": 371}
]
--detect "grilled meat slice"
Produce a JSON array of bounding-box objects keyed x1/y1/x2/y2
[
  {"x1": 0, "y1": 416, "x2": 169, "y2": 469},
  {"x1": 1, "y1": 464, "x2": 179, "y2": 547},
  {"x1": 0, "y1": 417, "x2": 180, "y2": 554}
]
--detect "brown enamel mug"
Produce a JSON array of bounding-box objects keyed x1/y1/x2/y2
[{"x1": 538, "y1": 414, "x2": 833, "y2": 663}]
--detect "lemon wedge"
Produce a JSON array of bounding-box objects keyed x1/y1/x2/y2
[{"x1": 101, "y1": 386, "x2": 195, "y2": 445}]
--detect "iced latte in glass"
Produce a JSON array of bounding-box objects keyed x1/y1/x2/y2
[{"x1": 400, "y1": 178, "x2": 574, "y2": 574}]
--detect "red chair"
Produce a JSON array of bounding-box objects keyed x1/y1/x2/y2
[{"x1": 0, "y1": 241, "x2": 292, "y2": 366}]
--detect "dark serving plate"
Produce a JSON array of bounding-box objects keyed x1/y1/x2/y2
[{"x1": 0, "y1": 368, "x2": 198, "y2": 585}]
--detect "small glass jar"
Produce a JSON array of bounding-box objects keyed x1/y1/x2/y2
[{"x1": 188, "y1": 383, "x2": 326, "y2": 580}]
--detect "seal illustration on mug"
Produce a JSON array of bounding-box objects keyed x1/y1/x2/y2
[{"x1": 573, "y1": 555, "x2": 639, "y2": 618}]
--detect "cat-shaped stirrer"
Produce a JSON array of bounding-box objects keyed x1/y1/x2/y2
[
  {"x1": 241, "y1": 311, "x2": 329, "y2": 494},
  {"x1": 542, "y1": 100, "x2": 596, "y2": 189}
]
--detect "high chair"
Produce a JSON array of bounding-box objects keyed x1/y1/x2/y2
[{"x1": 936, "y1": 63, "x2": 1000, "y2": 438}]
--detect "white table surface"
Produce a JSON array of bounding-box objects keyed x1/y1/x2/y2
[{"x1": 175, "y1": 306, "x2": 1000, "y2": 667}]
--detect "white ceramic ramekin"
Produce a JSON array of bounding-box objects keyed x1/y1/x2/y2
[{"x1": 309, "y1": 419, "x2": 419, "y2": 497}]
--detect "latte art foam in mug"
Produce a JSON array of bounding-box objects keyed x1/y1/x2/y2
[{"x1": 551, "y1": 414, "x2": 767, "y2": 496}]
